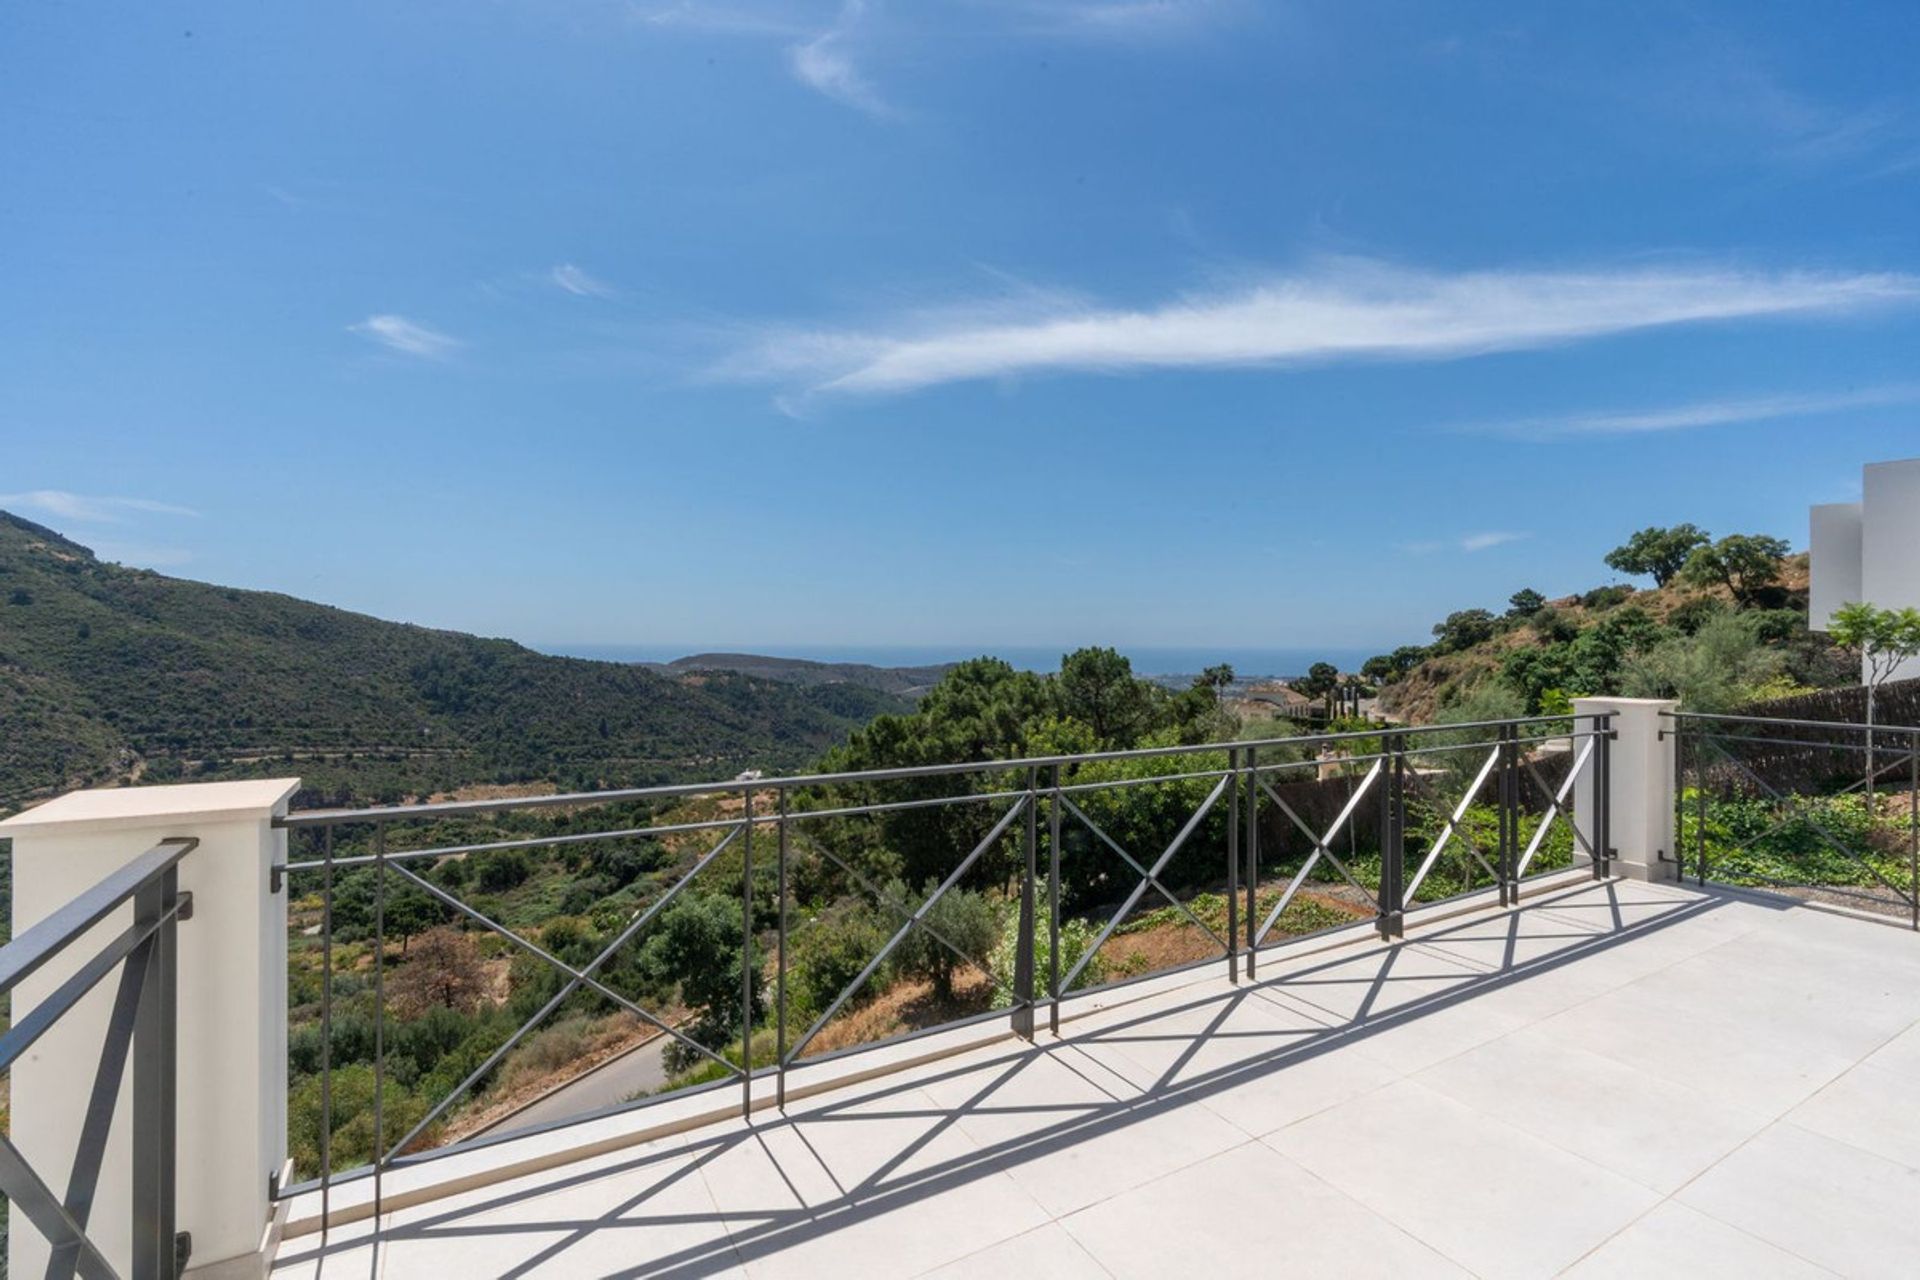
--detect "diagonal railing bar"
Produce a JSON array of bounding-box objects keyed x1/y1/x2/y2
[
  {"x1": 1689, "y1": 733, "x2": 1918, "y2": 907},
  {"x1": 1258, "y1": 776, "x2": 1322, "y2": 847},
  {"x1": 384, "y1": 823, "x2": 748, "y2": 1160},
  {"x1": 787, "y1": 796, "x2": 1029, "y2": 1064},
  {"x1": 1518, "y1": 738, "x2": 1599, "y2": 873},
  {"x1": 1689, "y1": 728, "x2": 1915, "y2": 807},
  {"x1": 0, "y1": 904, "x2": 176, "y2": 1076},
  {"x1": 1403, "y1": 746, "x2": 1501, "y2": 901},
  {"x1": 48, "y1": 946, "x2": 150, "y2": 1280},
  {"x1": 1254, "y1": 760, "x2": 1383, "y2": 947},
  {"x1": 785, "y1": 827, "x2": 995, "y2": 988},
  {"x1": 0, "y1": 1133, "x2": 120, "y2": 1280},
  {"x1": 0, "y1": 839, "x2": 194, "y2": 997},
  {"x1": 1060, "y1": 774, "x2": 1231, "y2": 993},
  {"x1": 386, "y1": 862, "x2": 734, "y2": 1074},
  {"x1": 1255, "y1": 778, "x2": 1376, "y2": 901},
  {"x1": 1058, "y1": 795, "x2": 1229, "y2": 951}
]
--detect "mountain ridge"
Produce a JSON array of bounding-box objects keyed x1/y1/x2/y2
[{"x1": 0, "y1": 513, "x2": 912, "y2": 811}]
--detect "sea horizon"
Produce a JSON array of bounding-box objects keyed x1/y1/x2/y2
[{"x1": 537, "y1": 642, "x2": 1383, "y2": 680}]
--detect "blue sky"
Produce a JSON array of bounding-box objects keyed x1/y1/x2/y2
[{"x1": 3, "y1": 1, "x2": 1918, "y2": 661}]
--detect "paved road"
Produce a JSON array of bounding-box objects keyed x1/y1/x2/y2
[{"x1": 486, "y1": 1031, "x2": 676, "y2": 1134}]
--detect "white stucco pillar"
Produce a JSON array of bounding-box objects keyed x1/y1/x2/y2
[
  {"x1": 1571, "y1": 698, "x2": 1676, "y2": 882},
  {"x1": 2, "y1": 779, "x2": 297, "y2": 1280}
]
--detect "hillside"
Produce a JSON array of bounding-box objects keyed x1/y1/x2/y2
[
  {"x1": 1370, "y1": 540, "x2": 1853, "y2": 724},
  {"x1": 0, "y1": 512, "x2": 912, "y2": 812},
  {"x1": 644, "y1": 652, "x2": 953, "y2": 698}
]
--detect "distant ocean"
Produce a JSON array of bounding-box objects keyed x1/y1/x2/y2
[{"x1": 538, "y1": 643, "x2": 1380, "y2": 680}]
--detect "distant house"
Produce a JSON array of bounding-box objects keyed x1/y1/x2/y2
[{"x1": 1809, "y1": 456, "x2": 1920, "y2": 682}]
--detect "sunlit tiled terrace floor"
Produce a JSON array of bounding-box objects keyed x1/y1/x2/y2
[{"x1": 274, "y1": 878, "x2": 1920, "y2": 1279}]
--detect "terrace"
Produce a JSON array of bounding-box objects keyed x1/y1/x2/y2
[{"x1": 6, "y1": 696, "x2": 1920, "y2": 1278}]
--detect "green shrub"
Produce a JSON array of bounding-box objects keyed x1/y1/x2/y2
[{"x1": 989, "y1": 890, "x2": 1107, "y2": 1006}]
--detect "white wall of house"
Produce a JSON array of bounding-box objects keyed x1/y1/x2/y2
[
  {"x1": 1808, "y1": 501, "x2": 1863, "y2": 629},
  {"x1": 1810, "y1": 456, "x2": 1920, "y2": 684}
]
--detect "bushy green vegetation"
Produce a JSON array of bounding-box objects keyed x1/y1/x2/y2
[
  {"x1": 1679, "y1": 788, "x2": 1915, "y2": 901},
  {"x1": 1367, "y1": 523, "x2": 1852, "y2": 720}
]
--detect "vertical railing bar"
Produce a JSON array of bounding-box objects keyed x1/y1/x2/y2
[
  {"x1": 1226, "y1": 746, "x2": 1240, "y2": 982},
  {"x1": 1697, "y1": 729, "x2": 1712, "y2": 890},
  {"x1": 1596, "y1": 713, "x2": 1612, "y2": 881},
  {"x1": 741, "y1": 789, "x2": 755, "y2": 1119},
  {"x1": 373, "y1": 823, "x2": 386, "y2": 1221},
  {"x1": 319, "y1": 825, "x2": 333, "y2": 1235},
  {"x1": 1012, "y1": 768, "x2": 1038, "y2": 1040},
  {"x1": 1909, "y1": 732, "x2": 1917, "y2": 931},
  {"x1": 1378, "y1": 731, "x2": 1405, "y2": 939},
  {"x1": 1244, "y1": 744, "x2": 1258, "y2": 978},
  {"x1": 1048, "y1": 763, "x2": 1062, "y2": 1035},
  {"x1": 129, "y1": 866, "x2": 177, "y2": 1280},
  {"x1": 776, "y1": 786, "x2": 789, "y2": 1109},
  {"x1": 1671, "y1": 723, "x2": 1685, "y2": 884}
]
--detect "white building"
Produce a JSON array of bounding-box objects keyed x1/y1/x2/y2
[{"x1": 1809, "y1": 455, "x2": 1920, "y2": 683}]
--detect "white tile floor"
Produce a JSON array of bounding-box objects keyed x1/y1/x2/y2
[{"x1": 272, "y1": 879, "x2": 1920, "y2": 1279}]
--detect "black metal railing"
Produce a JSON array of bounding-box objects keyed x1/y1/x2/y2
[
  {"x1": 0, "y1": 837, "x2": 196, "y2": 1280},
  {"x1": 272, "y1": 713, "x2": 1612, "y2": 1220},
  {"x1": 1667, "y1": 710, "x2": 1920, "y2": 927}
]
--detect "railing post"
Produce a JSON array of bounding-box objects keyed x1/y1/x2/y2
[
  {"x1": 1244, "y1": 745, "x2": 1259, "y2": 979},
  {"x1": 1377, "y1": 731, "x2": 1405, "y2": 939},
  {"x1": 129, "y1": 865, "x2": 179, "y2": 1280},
  {"x1": 1011, "y1": 776, "x2": 1037, "y2": 1040},
  {"x1": 1497, "y1": 723, "x2": 1515, "y2": 906},
  {"x1": 776, "y1": 786, "x2": 789, "y2": 1109},
  {"x1": 1593, "y1": 713, "x2": 1612, "y2": 881},
  {"x1": 1047, "y1": 765, "x2": 1062, "y2": 1035},
  {"x1": 1226, "y1": 747, "x2": 1240, "y2": 982},
  {"x1": 740, "y1": 788, "x2": 755, "y2": 1120},
  {"x1": 1, "y1": 779, "x2": 298, "y2": 1280},
  {"x1": 1908, "y1": 733, "x2": 1917, "y2": 932},
  {"x1": 1572, "y1": 698, "x2": 1677, "y2": 883}
]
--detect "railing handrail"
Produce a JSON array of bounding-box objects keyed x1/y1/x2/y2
[
  {"x1": 276, "y1": 713, "x2": 1613, "y2": 828},
  {"x1": 0, "y1": 837, "x2": 196, "y2": 995},
  {"x1": 1665, "y1": 709, "x2": 1920, "y2": 736}
]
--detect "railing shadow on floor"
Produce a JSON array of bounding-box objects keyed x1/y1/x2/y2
[{"x1": 273, "y1": 878, "x2": 1775, "y2": 1279}]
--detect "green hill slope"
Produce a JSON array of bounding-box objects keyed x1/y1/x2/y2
[{"x1": 0, "y1": 512, "x2": 910, "y2": 810}]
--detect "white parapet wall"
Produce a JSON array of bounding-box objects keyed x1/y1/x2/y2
[
  {"x1": 1, "y1": 779, "x2": 297, "y2": 1280},
  {"x1": 1571, "y1": 697, "x2": 1677, "y2": 882}
]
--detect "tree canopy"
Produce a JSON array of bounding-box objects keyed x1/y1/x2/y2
[{"x1": 1604, "y1": 524, "x2": 1709, "y2": 586}]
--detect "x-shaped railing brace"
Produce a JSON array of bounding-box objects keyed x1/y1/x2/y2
[
  {"x1": 1057, "y1": 794, "x2": 1230, "y2": 953},
  {"x1": 1690, "y1": 733, "x2": 1918, "y2": 908},
  {"x1": 1252, "y1": 760, "x2": 1381, "y2": 948},
  {"x1": 784, "y1": 826, "x2": 999, "y2": 997},
  {"x1": 1059, "y1": 773, "x2": 1232, "y2": 993},
  {"x1": 787, "y1": 796, "x2": 1030, "y2": 1063},
  {"x1": 382, "y1": 824, "x2": 749, "y2": 1161},
  {"x1": 1402, "y1": 746, "x2": 1502, "y2": 901},
  {"x1": 1517, "y1": 736, "x2": 1600, "y2": 877}
]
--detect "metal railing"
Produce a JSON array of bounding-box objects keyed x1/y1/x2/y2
[
  {"x1": 0, "y1": 838, "x2": 196, "y2": 1280},
  {"x1": 272, "y1": 713, "x2": 1612, "y2": 1220},
  {"x1": 1667, "y1": 710, "x2": 1920, "y2": 926}
]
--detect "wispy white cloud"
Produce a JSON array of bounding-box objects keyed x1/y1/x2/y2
[
  {"x1": 1467, "y1": 385, "x2": 1920, "y2": 441},
  {"x1": 349, "y1": 314, "x2": 462, "y2": 359},
  {"x1": 723, "y1": 258, "x2": 1920, "y2": 398},
  {"x1": 1403, "y1": 530, "x2": 1531, "y2": 556},
  {"x1": 0, "y1": 490, "x2": 199, "y2": 524},
  {"x1": 789, "y1": 2, "x2": 889, "y2": 116},
  {"x1": 550, "y1": 263, "x2": 617, "y2": 298}
]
